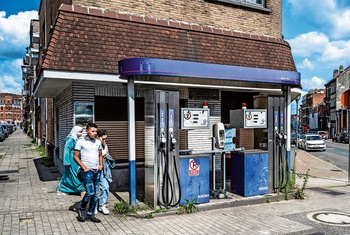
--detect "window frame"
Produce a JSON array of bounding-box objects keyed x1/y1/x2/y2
[{"x1": 208, "y1": 0, "x2": 271, "y2": 13}]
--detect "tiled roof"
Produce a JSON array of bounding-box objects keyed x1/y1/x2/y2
[{"x1": 42, "y1": 4, "x2": 297, "y2": 74}]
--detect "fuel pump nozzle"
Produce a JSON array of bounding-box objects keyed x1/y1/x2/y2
[
  {"x1": 169, "y1": 128, "x2": 177, "y2": 151},
  {"x1": 160, "y1": 128, "x2": 167, "y2": 149}
]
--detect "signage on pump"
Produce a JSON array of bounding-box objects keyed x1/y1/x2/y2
[{"x1": 188, "y1": 159, "x2": 200, "y2": 176}]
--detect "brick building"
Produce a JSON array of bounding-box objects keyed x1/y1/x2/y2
[
  {"x1": 299, "y1": 89, "x2": 326, "y2": 133},
  {"x1": 25, "y1": 0, "x2": 300, "y2": 198},
  {"x1": 325, "y1": 65, "x2": 350, "y2": 136},
  {"x1": 0, "y1": 93, "x2": 22, "y2": 126}
]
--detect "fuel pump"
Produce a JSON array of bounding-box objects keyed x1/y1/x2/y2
[
  {"x1": 268, "y1": 97, "x2": 287, "y2": 192},
  {"x1": 157, "y1": 104, "x2": 181, "y2": 208}
]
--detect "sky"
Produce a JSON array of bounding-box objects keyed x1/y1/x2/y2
[{"x1": 1, "y1": 0, "x2": 350, "y2": 98}]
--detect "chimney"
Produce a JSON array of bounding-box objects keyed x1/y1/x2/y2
[
  {"x1": 333, "y1": 69, "x2": 338, "y2": 79},
  {"x1": 339, "y1": 65, "x2": 344, "y2": 73}
]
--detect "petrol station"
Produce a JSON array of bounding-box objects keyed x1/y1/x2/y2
[{"x1": 118, "y1": 57, "x2": 301, "y2": 207}]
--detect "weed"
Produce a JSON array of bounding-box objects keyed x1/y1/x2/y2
[
  {"x1": 153, "y1": 208, "x2": 168, "y2": 213},
  {"x1": 114, "y1": 200, "x2": 137, "y2": 215},
  {"x1": 145, "y1": 213, "x2": 154, "y2": 219},
  {"x1": 293, "y1": 169, "x2": 309, "y2": 199},
  {"x1": 176, "y1": 198, "x2": 198, "y2": 215}
]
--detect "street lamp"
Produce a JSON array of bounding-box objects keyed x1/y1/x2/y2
[{"x1": 21, "y1": 65, "x2": 32, "y2": 75}]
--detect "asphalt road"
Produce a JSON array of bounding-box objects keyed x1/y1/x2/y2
[{"x1": 303, "y1": 139, "x2": 350, "y2": 173}]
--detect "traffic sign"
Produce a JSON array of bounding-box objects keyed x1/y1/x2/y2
[{"x1": 341, "y1": 89, "x2": 350, "y2": 109}]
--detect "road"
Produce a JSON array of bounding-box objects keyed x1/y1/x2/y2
[{"x1": 300, "y1": 139, "x2": 350, "y2": 173}]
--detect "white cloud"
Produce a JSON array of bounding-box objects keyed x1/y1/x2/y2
[
  {"x1": 288, "y1": 32, "x2": 328, "y2": 57},
  {"x1": 286, "y1": 0, "x2": 336, "y2": 19},
  {"x1": 0, "y1": 10, "x2": 38, "y2": 59},
  {"x1": 0, "y1": 11, "x2": 37, "y2": 94},
  {"x1": 301, "y1": 76, "x2": 327, "y2": 91},
  {"x1": 300, "y1": 58, "x2": 314, "y2": 69}
]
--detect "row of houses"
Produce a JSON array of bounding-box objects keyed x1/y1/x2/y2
[
  {"x1": 297, "y1": 65, "x2": 350, "y2": 138},
  {"x1": 21, "y1": 0, "x2": 301, "y2": 203}
]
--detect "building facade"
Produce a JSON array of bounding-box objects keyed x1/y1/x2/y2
[
  {"x1": 23, "y1": 0, "x2": 300, "y2": 195},
  {"x1": 325, "y1": 65, "x2": 350, "y2": 136},
  {"x1": 299, "y1": 89, "x2": 326, "y2": 133},
  {"x1": 0, "y1": 93, "x2": 22, "y2": 126}
]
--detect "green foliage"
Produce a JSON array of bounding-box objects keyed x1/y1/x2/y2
[
  {"x1": 176, "y1": 198, "x2": 198, "y2": 215},
  {"x1": 144, "y1": 213, "x2": 154, "y2": 219},
  {"x1": 293, "y1": 169, "x2": 309, "y2": 199},
  {"x1": 153, "y1": 208, "x2": 168, "y2": 213},
  {"x1": 32, "y1": 142, "x2": 55, "y2": 167},
  {"x1": 113, "y1": 200, "x2": 137, "y2": 215}
]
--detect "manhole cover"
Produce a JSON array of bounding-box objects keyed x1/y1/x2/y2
[{"x1": 307, "y1": 211, "x2": 350, "y2": 226}]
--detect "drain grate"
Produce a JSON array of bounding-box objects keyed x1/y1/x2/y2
[{"x1": 307, "y1": 211, "x2": 350, "y2": 226}]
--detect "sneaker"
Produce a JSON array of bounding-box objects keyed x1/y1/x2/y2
[
  {"x1": 98, "y1": 205, "x2": 110, "y2": 215},
  {"x1": 87, "y1": 214, "x2": 101, "y2": 223},
  {"x1": 77, "y1": 208, "x2": 87, "y2": 222}
]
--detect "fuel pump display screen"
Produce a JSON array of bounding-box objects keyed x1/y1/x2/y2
[{"x1": 181, "y1": 108, "x2": 210, "y2": 129}]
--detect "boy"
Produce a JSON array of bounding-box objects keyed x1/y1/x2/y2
[{"x1": 73, "y1": 123, "x2": 103, "y2": 223}]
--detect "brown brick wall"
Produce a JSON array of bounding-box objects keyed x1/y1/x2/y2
[
  {"x1": 46, "y1": 98, "x2": 54, "y2": 145},
  {"x1": 312, "y1": 93, "x2": 326, "y2": 107},
  {"x1": 0, "y1": 93, "x2": 22, "y2": 124},
  {"x1": 43, "y1": 9, "x2": 295, "y2": 73},
  {"x1": 72, "y1": 0, "x2": 282, "y2": 38}
]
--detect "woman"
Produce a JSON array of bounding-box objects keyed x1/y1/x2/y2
[
  {"x1": 96, "y1": 129, "x2": 115, "y2": 215},
  {"x1": 56, "y1": 125, "x2": 85, "y2": 196}
]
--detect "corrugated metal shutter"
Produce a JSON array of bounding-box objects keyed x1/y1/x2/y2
[
  {"x1": 187, "y1": 116, "x2": 221, "y2": 152},
  {"x1": 95, "y1": 121, "x2": 145, "y2": 161}
]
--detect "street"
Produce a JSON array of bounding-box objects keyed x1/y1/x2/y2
[
  {"x1": 300, "y1": 139, "x2": 350, "y2": 173},
  {"x1": 0, "y1": 130, "x2": 350, "y2": 234}
]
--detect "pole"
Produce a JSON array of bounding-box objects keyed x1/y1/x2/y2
[
  {"x1": 348, "y1": 92, "x2": 350, "y2": 182},
  {"x1": 128, "y1": 77, "x2": 136, "y2": 205}
]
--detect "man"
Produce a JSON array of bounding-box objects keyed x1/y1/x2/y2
[{"x1": 74, "y1": 123, "x2": 103, "y2": 223}]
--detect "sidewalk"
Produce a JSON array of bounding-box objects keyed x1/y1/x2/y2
[{"x1": 0, "y1": 130, "x2": 349, "y2": 235}]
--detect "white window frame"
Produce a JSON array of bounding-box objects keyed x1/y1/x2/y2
[{"x1": 210, "y1": 0, "x2": 270, "y2": 13}]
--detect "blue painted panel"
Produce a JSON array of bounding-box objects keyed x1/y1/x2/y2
[
  {"x1": 231, "y1": 151, "x2": 268, "y2": 197},
  {"x1": 118, "y1": 58, "x2": 301, "y2": 86},
  {"x1": 179, "y1": 156, "x2": 210, "y2": 206}
]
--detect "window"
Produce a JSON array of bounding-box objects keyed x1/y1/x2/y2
[{"x1": 209, "y1": 0, "x2": 270, "y2": 12}]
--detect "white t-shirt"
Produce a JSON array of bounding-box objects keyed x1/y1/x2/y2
[{"x1": 75, "y1": 136, "x2": 102, "y2": 169}]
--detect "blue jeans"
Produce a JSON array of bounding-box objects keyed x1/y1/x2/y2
[
  {"x1": 79, "y1": 169, "x2": 101, "y2": 215},
  {"x1": 99, "y1": 174, "x2": 110, "y2": 206}
]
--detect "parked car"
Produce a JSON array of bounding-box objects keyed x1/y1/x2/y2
[
  {"x1": 332, "y1": 133, "x2": 339, "y2": 142},
  {"x1": 297, "y1": 133, "x2": 305, "y2": 149},
  {"x1": 317, "y1": 131, "x2": 328, "y2": 139},
  {"x1": 0, "y1": 124, "x2": 9, "y2": 138},
  {"x1": 7, "y1": 124, "x2": 13, "y2": 134},
  {"x1": 337, "y1": 132, "x2": 348, "y2": 143},
  {"x1": 344, "y1": 133, "x2": 349, "y2": 143},
  {"x1": 291, "y1": 133, "x2": 297, "y2": 145},
  {"x1": 301, "y1": 134, "x2": 326, "y2": 151},
  {"x1": 0, "y1": 126, "x2": 5, "y2": 142}
]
